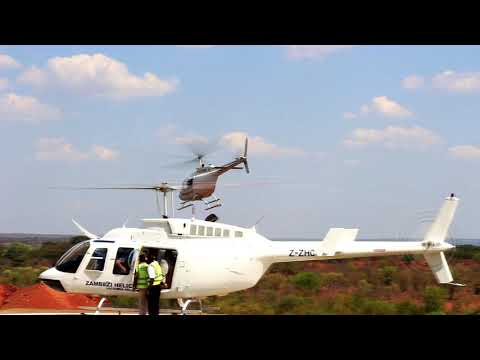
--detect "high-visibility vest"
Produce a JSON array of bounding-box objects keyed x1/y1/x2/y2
[
  {"x1": 151, "y1": 260, "x2": 164, "y2": 286},
  {"x1": 136, "y1": 262, "x2": 149, "y2": 289}
]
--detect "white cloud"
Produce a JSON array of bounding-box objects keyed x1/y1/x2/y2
[
  {"x1": 346, "y1": 96, "x2": 413, "y2": 119},
  {"x1": 92, "y1": 145, "x2": 119, "y2": 160},
  {"x1": 344, "y1": 126, "x2": 442, "y2": 149},
  {"x1": 17, "y1": 66, "x2": 48, "y2": 86},
  {"x1": 432, "y1": 70, "x2": 480, "y2": 92},
  {"x1": 36, "y1": 138, "x2": 89, "y2": 161},
  {"x1": 20, "y1": 53, "x2": 177, "y2": 99},
  {"x1": 0, "y1": 54, "x2": 21, "y2": 70},
  {"x1": 0, "y1": 93, "x2": 61, "y2": 123},
  {"x1": 36, "y1": 138, "x2": 119, "y2": 161},
  {"x1": 448, "y1": 145, "x2": 480, "y2": 159},
  {"x1": 221, "y1": 131, "x2": 305, "y2": 156},
  {"x1": 0, "y1": 78, "x2": 8, "y2": 90},
  {"x1": 402, "y1": 75, "x2": 425, "y2": 89},
  {"x1": 286, "y1": 45, "x2": 355, "y2": 60}
]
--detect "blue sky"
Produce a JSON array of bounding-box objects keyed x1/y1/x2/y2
[{"x1": 0, "y1": 45, "x2": 479, "y2": 239}]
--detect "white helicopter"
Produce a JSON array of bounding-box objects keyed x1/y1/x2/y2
[{"x1": 39, "y1": 192, "x2": 464, "y2": 314}]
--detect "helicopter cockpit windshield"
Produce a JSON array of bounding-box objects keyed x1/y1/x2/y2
[{"x1": 55, "y1": 240, "x2": 90, "y2": 273}]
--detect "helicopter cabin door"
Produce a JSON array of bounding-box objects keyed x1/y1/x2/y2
[{"x1": 108, "y1": 246, "x2": 140, "y2": 296}]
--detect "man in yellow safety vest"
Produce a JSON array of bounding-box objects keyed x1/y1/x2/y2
[
  {"x1": 133, "y1": 254, "x2": 149, "y2": 315},
  {"x1": 147, "y1": 253, "x2": 164, "y2": 316}
]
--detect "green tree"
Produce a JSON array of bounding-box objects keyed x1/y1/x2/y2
[
  {"x1": 319, "y1": 272, "x2": 346, "y2": 287},
  {"x1": 396, "y1": 301, "x2": 421, "y2": 315},
  {"x1": 423, "y1": 286, "x2": 448, "y2": 313},
  {"x1": 276, "y1": 295, "x2": 305, "y2": 314},
  {"x1": 4, "y1": 243, "x2": 33, "y2": 265},
  {"x1": 379, "y1": 266, "x2": 397, "y2": 286},
  {"x1": 402, "y1": 255, "x2": 414, "y2": 264},
  {"x1": 291, "y1": 272, "x2": 320, "y2": 290},
  {"x1": 1, "y1": 266, "x2": 48, "y2": 286},
  {"x1": 70, "y1": 235, "x2": 90, "y2": 245}
]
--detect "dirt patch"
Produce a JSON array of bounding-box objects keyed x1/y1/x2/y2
[
  {"x1": 1, "y1": 283, "x2": 102, "y2": 310},
  {"x1": 0, "y1": 284, "x2": 18, "y2": 306}
]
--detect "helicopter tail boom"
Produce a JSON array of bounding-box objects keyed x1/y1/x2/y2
[{"x1": 261, "y1": 194, "x2": 461, "y2": 285}]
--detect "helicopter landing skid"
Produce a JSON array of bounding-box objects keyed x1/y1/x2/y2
[
  {"x1": 177, "y1": 202, "x2": 194, "y2": 211},
  {"x1": 203, "y1": 196, "x2": 221, "y2": 211}
]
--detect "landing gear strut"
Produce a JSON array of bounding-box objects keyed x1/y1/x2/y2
[
  {"x1": 177, "y1": 298, "x2": 203, "y2": 315},
  {"x1": 95, "y1": 297, "x2": 108, "y2": 315}
]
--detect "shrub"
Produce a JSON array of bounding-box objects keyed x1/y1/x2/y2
[
  {"x1": 4, "y1": 243, "x2": 33, "y2": 265},
  {"x1": 276, "y1": 295, "x2": 305, "y2": 313},
  {"x1": 357, "y1": 279, "x2": 373, "y2": 296},
  {"x1": 291, "y1": 272, "x2": 320, "y2": 290},
  {"x1": 1, "y1": 266, "x2": 48, "y2": 286},
  {"x1": 108, "y1": 296, "x2": 138, "y2": 308},
  {"x1": 260, "y1": 273, "x2": 286, "y2": 290},
  {"x1": 402, "y1": 255, "x2": 415, "y2": 264},
  {"x1": 319, "y1": 272, "x2": 346, "y2": 287},
  {"x1": 396, "y1": 301, "x2": 421, "y2": 315},
  {"x1": 361, "y1": 299, "x2": 397, "y2": 315},
  {"x1": 379, "y1": 266, "x2": 397, "y2": 286},
  {"x1": 423, "y1": 286, "x2": 448, "y2": 313}
]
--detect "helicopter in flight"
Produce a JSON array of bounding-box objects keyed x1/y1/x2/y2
[
  {"x1": 58, "y1": 137, "x2": 250, "y2": 212},
  {"x1": 39, "y1": 193, "x2": 464, "y2": 315}
]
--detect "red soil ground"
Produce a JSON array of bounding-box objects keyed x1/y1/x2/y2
[{"x1": 0, "y1": 283, "x2": 103, "y2": 310}]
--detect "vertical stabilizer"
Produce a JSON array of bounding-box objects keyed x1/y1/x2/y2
[
  {"x1": 423, "y1": 194, "x2": 459, "y2": 245},
  {"x1": 424, "y1": 252, "x2": 453, "y2": 284}
]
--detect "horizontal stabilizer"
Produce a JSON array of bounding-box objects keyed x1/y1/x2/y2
[
  {"x1": 424, "y1": 251, "x2": 453, "y2": 284},
  {"x1": 322, "y1": 228, "x2": 359, "y2": 255}
]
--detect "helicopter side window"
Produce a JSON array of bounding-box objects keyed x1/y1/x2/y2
[
  {"x1": 207, "y1": 227, "x2": 213, "y2": 236},
  {"x1": 198, "y1": 225, "x2": 205, "y2": 236},
  {"x1": 86, "y1": 248, "x2": 108, "y2": 271},
  {"x1": 113, "y1": 247, "x2": 135, "y2": 275},
  {"x1": 223, "y1": 229, "x2": 230, "y2": 237},
  {"x1": 234, "y1": 231, "x2": 243, "y2": 238},
  {"x1": 190, "y1": 225, "x2": 197, "y2": 235},
  {"x1": 186, "y1": 178, "x2": 193, "y2": 186},
  {"x1": 55, "y1": 241, "x2": 90, "y2": 274},
  {"x1": 215, "y1": 228, "x2": 221, "y2": 237}
]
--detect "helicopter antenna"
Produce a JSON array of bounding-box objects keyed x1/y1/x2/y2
[{"x1": 122, "y1": 218, "x2": 129, "y2": 228}]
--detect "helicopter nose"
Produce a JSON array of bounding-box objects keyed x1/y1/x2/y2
[{"x1": 38, "y1": 267, "x2": 67, "y2": 292}]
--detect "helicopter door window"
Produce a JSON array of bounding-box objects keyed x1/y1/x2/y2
[
  {"x1": 86, "y1": 248, "x2": 108, "y2": 271},
  {"x1": 215, "y1": 228, "x2": 221, "y2": 237},
  {"x1": 234, "y1": 231, "x2": 243, "y2": 238},
  {"x1": 190, "y1": 225, "x2": 197, "y2": 236},
  {"x1": 113, "y1": 247, "x2": 135, "y2": 275},
  {"x1": 198, "y1": 225, "x2": 205, "y2": 236},
  {"x1": 223, "y1": 229, "x2": 230, "y2": 237},
  {"x1": 207, "y1": 227, "x2": 213, "y2": 236}
]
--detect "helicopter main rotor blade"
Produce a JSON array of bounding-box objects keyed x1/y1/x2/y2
[{"x1": 50, "y1": 185, "x2": 183, "y2": 191}]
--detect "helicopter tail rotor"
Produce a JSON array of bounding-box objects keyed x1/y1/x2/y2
[{"x1": 240, "y1": 137, "x2": 250, "y2": 174}]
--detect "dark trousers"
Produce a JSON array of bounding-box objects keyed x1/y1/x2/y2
[{"x1": 148, "y1": 285, "x2": 161, "y2": 316}]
